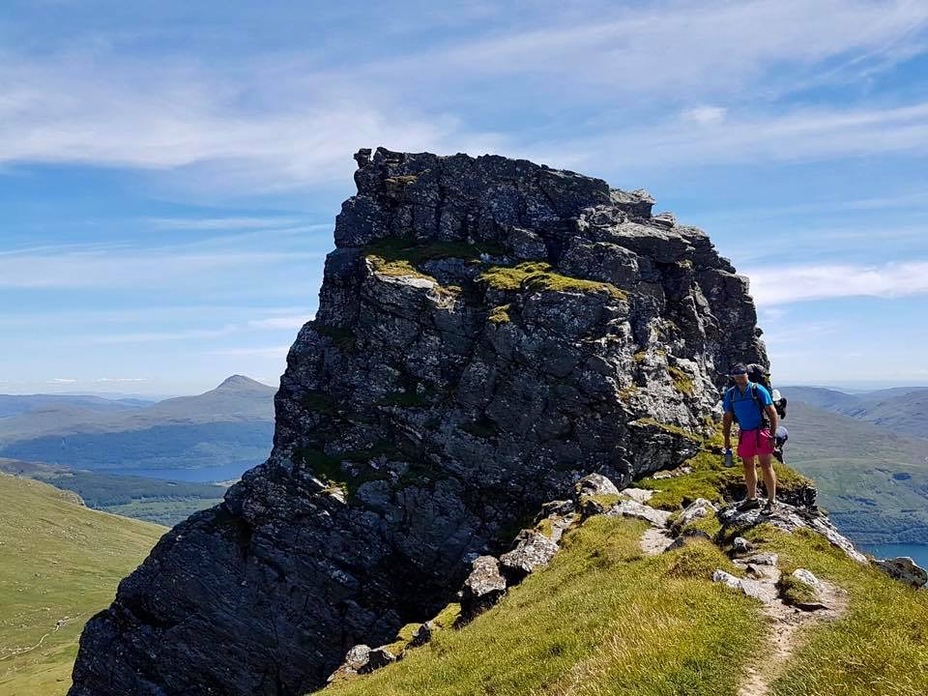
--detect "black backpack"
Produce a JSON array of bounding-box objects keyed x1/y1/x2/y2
[{"x1": 745, "y1": 363, "x2": 787, "y2": 420}]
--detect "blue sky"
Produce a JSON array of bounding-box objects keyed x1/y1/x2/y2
[{"x1": 1, "y1": 0, "x2": 926, "y2": 396}]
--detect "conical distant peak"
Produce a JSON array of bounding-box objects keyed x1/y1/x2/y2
[{"x1": 215, "y1": 375, "x2": 266, "y2": 391}]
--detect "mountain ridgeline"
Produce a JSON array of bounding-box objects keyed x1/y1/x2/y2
[
  {"x1": 0, "y1": 375, "x2": 276, "y2": 473},
  {"x1": 69, "y1": 148, "x2": 771, "y2": 695}
]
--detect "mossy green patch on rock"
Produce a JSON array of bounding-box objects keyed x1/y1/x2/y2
[
  {"x1": 364, "y1": 238, "x2": 506, "y2": 265},
  {"x1": 633, "y1": 417, "x2": 702, "y2": 442},
  {"x1": 668, "y1": 365, "x2": 694, "y2": 395},
  {"x1": 478, "y1": 262, "x2": 627, "y2": 300},
  {"x1": 487, "y1": 304, "x2": 511, "y2": 324},
  {"x1": 367, "y1": 255, "x2": 436, "y2": 281}
]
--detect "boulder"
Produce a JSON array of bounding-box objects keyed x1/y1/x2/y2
[{"x1": 874, "y1": 556, "x2": 928, "y2": 589}]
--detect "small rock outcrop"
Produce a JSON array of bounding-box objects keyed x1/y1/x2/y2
[
  {"x1": 69, "y1": 148, "x2": 768, "y2": 696},
  {"x1": 874, "y1": 556, "x2": 928, "y2": 588}
]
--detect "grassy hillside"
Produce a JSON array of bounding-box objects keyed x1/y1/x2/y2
[
  {"x1": 782, "y1": 401, "x2": 928, "y2": 544},
  {"x1": 0, "y1": 474, "x2": 165, "y2": 695},
  {"x1": 317, "y1": 474, "x2": 928, "y2": 696},
  {"x1": 0, "y1": 459, "x2": 226, "y2": 527}
]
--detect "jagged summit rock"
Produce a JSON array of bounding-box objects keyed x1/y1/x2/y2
[{"x1": 69, "y1": 147, "x2": 769, "y2": 696}]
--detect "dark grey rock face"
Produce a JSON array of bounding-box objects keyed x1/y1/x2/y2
[{"x1": 69, "y1": 147, "x2": 768, "y2": 696}]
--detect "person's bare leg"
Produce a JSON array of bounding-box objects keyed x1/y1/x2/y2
[
  {"x1": 742, "y1": 457, "x2": 758, "y2": 500},
  {"x1": 758, "y1": 454, "x2": 776, "y2": 503}
]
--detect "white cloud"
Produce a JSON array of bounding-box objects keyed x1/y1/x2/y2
[
  {"x1": 746, "y1": 260, "x2": 928, "y2": 305},
  {"x1": 206, "y1": 346, "x2": 291, "y2": 359},
  {"x1": 0, "y1": 246, "x2": 322, "y2": 289},
  {"x1": 247, "y1": 316, "x2": 311, "y2": 330},
  {"x1": 0, "y1": 1, "x2": 924, "y2": 194},
  {"x1": 541, "y1": 101, "x2": 928, "y2": 174},
  {"x1": 94, "y1": 377, "x2": 150, "y2": 383},
  {"x1": 148, "y1": 217, "x2": 306, "y2": 231},
  {"x1": 48, "y1": 378, "x2": 77, "y2": 384},
  {"x1": 682, "y1": 106, "x2": 727, "y2": 125}
]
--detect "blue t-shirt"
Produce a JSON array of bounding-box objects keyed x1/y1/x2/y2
[{"x1": 723, "y1": 382, "x2": 773, "y2": 431}]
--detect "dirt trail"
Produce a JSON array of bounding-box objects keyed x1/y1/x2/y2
[
  {"x1": 631, "y1": 501, "x2": 849, "y2": 696},
  {"x1": 736, "y1": 572, "x2": 847, "y2": 696}
]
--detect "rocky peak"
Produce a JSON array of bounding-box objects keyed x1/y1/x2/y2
[{"x1": 69, "y1": 148, "x2": 769, "y2": 696}]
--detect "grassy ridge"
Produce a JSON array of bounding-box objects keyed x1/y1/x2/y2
[
  {"x1": 754, "y1": 526, "x2": 928, "y2": 696},
  {"x1": 0, "y1": 474, "x2": 165, "y2": 695},
  {"x1": 321, "y1": 516, "x2": 765, "y2": 696}
]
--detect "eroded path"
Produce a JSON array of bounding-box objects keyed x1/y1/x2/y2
[{"x1": 623, "y1": 488, "x2": 850, "y2": 696}]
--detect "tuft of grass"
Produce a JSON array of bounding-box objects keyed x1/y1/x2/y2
[
  {"x1": 633, "y1": 418, "x2": 702, "y2": 442},
  {"x1": 640, "y1": 447, "x2": 814, "y2": 512},
  {"x1": 663, "y1": 538, "x2": 740, "y2": 580},
  {"x1": 367, "y1": 255, "x2": 437, "y2": 281},
  {"x1": 478, "y1": 262, "x2": 627, "y2": 300},
  {"x1": 320, "y1": 516, "x2": 764, "y2": 696},
  {"x1": 0, "y1": 474, "x2": 164, "y2": 695},
  {"x1": 741, "y1": 525, "x2": 928, "y2": 696},
  {"x1": 302, "y1": 390, "x2": 340, "y2": 415},
  {"x1": 487, "y1": 304, "x2": 511, "y2": 324},
  {"x1": 364, "y1": 238, "x2": 507, "y2": 265},
  {"x1": 776, "y1": 573, "x2": 819, "y2": 607},
  {"x1": 668, "y1": 365, "x2": 694, "y2": 396}
]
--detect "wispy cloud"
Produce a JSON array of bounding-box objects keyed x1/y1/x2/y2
[
  {"x1": 148, "y1": 216, "x2": 307, "y2": 231},
  {"x1": 246, "y1": 315, "x2": 311, "y2": 330},
  {"x1": 93, "y1": 378, "x2": 150, "y2": 383},
  {"x1": 206, "y1": 346, "x2": 291, "y2": 359},
  {"x1": 747, "y1": 260, "x2": 928, "y2": 305},
  {"x1": 542, "y1": 102, "x2": 928, "y2": 175},
  {"x1": 0, "y1": 246, "x2": 322, "y2": 289},
  {"x1": 0, "y1": 1, "x2": 924, "y2": 193}
]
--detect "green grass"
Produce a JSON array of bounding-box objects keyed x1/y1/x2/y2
[
  {"x1": 742, "y1": 526, "x2": 928, "y2": 696},
  {"x1": 488, "y1": 304, "x2": 512, "y2": 324},
  {"x1": 319, "y1": 516, "x2": 764, "y2": 696},
  {"x1": 639, "y1": 449, "x2": 814, "y2": 511},
  {"x1": 0, "y1": 474, "x2": 165, "y2": 695},
  {"x1": 667, "y1": 365, "x2": 694, "y2": 396},
  {"x1": 478, "y1": 262, "x2": 627, "y2": 300},
  {"x1": 102, "y1": 497, "x2": 224, "y2": 526},
  {"x1": 364, "y1": 238, "x2": 507, "y2": 265}
]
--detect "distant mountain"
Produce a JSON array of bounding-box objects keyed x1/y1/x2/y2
[
  {"x1": 0, "y1": 376, "x2": 276, "y2": 474},
  {"x1": 0, "y1": 393, "x2": 147, "y2": 419},
  {"x1": 781, "y1": 396, "x2": 928, "y2": 545},
  {"x1": 781, "y1": 385, "x2": 928, "y2": 440}
]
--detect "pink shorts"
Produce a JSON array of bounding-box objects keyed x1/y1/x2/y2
[{"x1": 737, "y1": 428, "x2": 775, "y2": 459}]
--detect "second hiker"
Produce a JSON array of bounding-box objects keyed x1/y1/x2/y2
[{"x1": 722, "y1": 362, "x2": 779, "y2": 512}]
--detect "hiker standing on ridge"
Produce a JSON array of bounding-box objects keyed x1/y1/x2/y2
[{"x1": 722, "y1": 362, "x2": 779, "y2": 512}]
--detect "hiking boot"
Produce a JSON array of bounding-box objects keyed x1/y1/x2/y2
[
  {"x1": 737, "y1": 498, "x2": 761, "y2": 512},
  {"x1": 762, "y1": 500, "x2": 777, "y2": 514}
]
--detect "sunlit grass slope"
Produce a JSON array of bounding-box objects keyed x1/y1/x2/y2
[
  {"x1": 321, "y1": 516, "x2": 766, "y2": 696},
  {"x1": 0, "y1": 474, "x2": 166, "y2": 695},
  {"x1": 756, "y1": 526, "x2": 928, "y2": 696}
]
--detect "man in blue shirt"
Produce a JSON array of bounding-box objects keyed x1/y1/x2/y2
[{"x1": 722, "y1": 363, "x2": 779, "y2": 512}]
